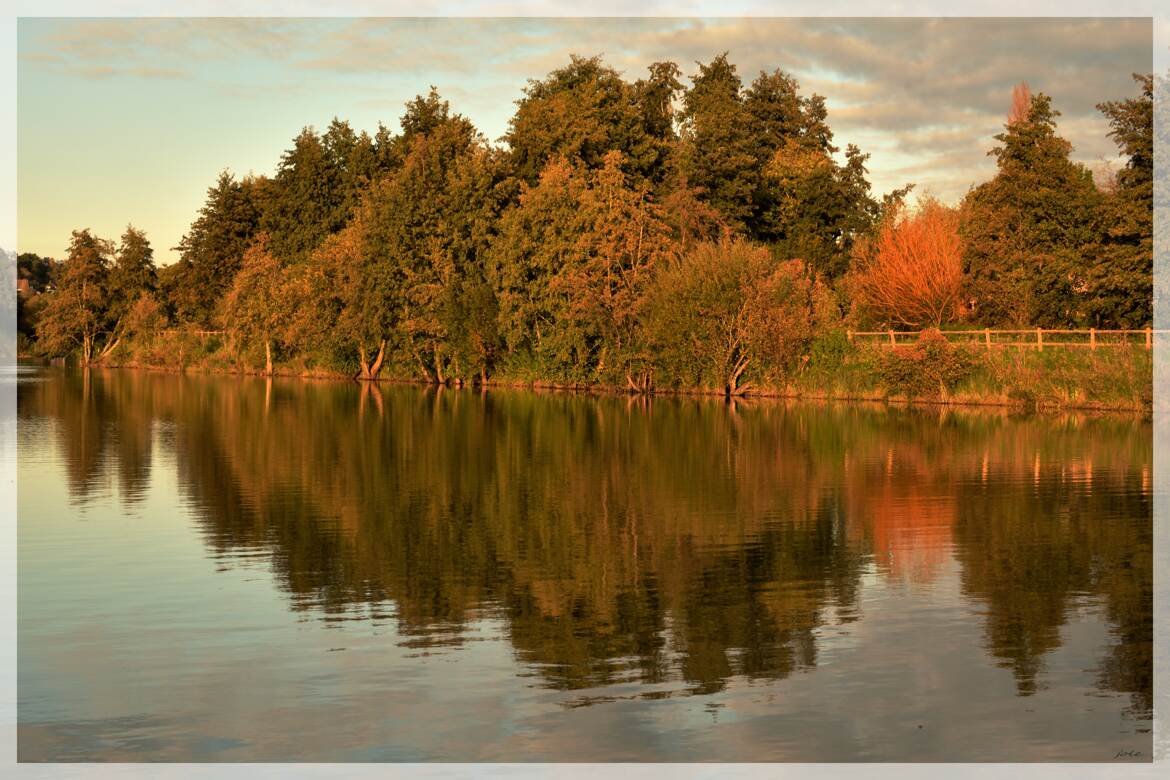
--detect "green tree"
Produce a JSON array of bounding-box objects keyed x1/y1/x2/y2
[
  {"x1": 644, "y1": 239, "x2": 831, "y2": 394},
  {"x1": 219, "y1": 234, "x2": 289, "y2": 375},
  {"x1": 1089, "y1": 73, "x2": 1153, "y2": 327},
  {"x1": 296, "y1": 210, "x2": 394, "y2": 381},
  {"x1": 960, "y1": 92, "x2": 1103, "y2": 326},
  {"x1": 489, "y1": 152, "x2": 674, "y2": 384},
  {"x1": 506, "y1": 55, "x2": 676, "y2": 188},
  {"x1": 261, "y1": 122, "x2": 369, "y2": 263},
  {"x1": 36, "y1": 230, "x2": 115, "y2": 364},
  {"x1": 677, "y1": 53, "x2": 758, "y2": 233},
  {"x1": 172, "y1": 171, "x2": 266, "y2": 325},
  {"x1": 101, "y1": 226, "x2": 159, "y2": 356},
  {"x1": 363, "y1": 94, "x2": 494, "y2": 384}
]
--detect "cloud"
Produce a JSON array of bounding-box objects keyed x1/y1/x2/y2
[{"x1": 17, "y1": 16, "x2": 1153, "y2": 204}]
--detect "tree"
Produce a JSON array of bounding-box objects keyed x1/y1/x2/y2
[
  {"x1": 17, "y1": 252, "x2": 57, "y2": 293},
  {"x1": 1089, "y1": 73, "x2": 1153, "y2": 327},
  {"x1": 960, "y1": 91, "x2": 1102, "y2": 326},
  {"x1": 489, "y1": 157, "x2": 586, "y2": 377},
  {"x1": 36, "y1": 230, "x2": 114, "y2": 364},
  {"x1": 644, "y1": 239, "x2": 830, "y2": 394},
  {"x1": 505, "y1": 55, "x2": 674, "y2": 187},
  {"x1": 261, "y1": 122, "x2": 370, "y2": 263},
  {"x1": 363, "y1": 96, "x2": 494, "y2": 384},
  {"x1": 677, "y1": 53, "x2": 758, "y2": 232},
  {"x1": 220, "y1": 235, "x2": 289, "y2": 375},
  {"x1": 100, "y1": 225, "x2": 159, "y2": 358},
  {"x1": 557, "y1": 151, "x2": 676, "y2": 387},
  {"x1": 172, "y1": 171, "x2": 266, "y2": 324},
  {"x1": 296, "y1": 210, "x2": 394, "y2": 381},
  {"x1": 852, "y1": 199, "x2": 965, "y2": 327},
  {"x1": 489, "y1": 152, "x2": 674, "y2": 384}
]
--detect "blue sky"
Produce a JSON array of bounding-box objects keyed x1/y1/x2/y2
[{"x1": 16, "y1": 16, "x2": 1154, "y2": 262}]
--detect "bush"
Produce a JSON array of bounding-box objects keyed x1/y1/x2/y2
[
  {"x1": 644, "y1": 239, "x2": 830, "y2": 393},
  {"x1": 807, "y1": 329, "x2": 853, "y2": 373},
  {"x1": 878, "y1": 328, "x2": 978, "y2": 399}
]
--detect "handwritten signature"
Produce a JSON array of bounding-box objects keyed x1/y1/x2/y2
[{"x1": 1114, "y1": 749, "x2": 1143, "y2": 759}]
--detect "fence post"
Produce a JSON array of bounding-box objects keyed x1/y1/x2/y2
[
  {"x1": 1090, "y1": 328, "x2": 1096, "y2": 351},
  {"x1": 984, "y1": 328, "x2": 991, "y2": 352},
  {"x1": 888, "y1": 329, "x2": 895, "y2": 348},
  {"x1": 1036, "y1": 328, "x2": 1043, "y2": 352},
  {"x1": 1146, "y1": 327, "x2": 1152, "y2": 350}
]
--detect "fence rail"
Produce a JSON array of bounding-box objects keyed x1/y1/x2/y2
[{"x1": 846, "y1": 327, "x2": 1165, "y2": 351}]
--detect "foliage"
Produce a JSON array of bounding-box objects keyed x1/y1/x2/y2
[
  {"x1": 219, "y1": 234, "x2": 290, "y2": 374},
  {"x1": 35, "y1": 230, "x2": 115, "y2": 363},
  {"x1": 877, "y1": 329, "x2": 978, "y2": 398},
  {"x1": 644, "y1": 239, "x2": 830, "y2": 393},
  {"x1": 852, "y1": 198, "x2": 965, "y2": 327},
  {"x1": 505, "y1": 55, "x2": 679, "y2": 187},
  {"x1": 1088, "y1": 74, "x2": 1153, "y2": 328},
  {"x1": 960, "y1": 91, "x2": 1104, "y2": 326},
  {"x1": 172, "y1": 171, "x2": 266, "y2": 325},
  {"x1": 24, "y1": 55, "x2": 1154, "y2": 393}
]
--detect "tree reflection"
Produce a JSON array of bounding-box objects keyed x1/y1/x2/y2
[{"x1": 18, "y1": 370, "x2": 1151, "y2": 712}]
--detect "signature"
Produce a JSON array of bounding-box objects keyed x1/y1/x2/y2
[{"x1": 1113, "y1": 749, "x2": 1143, "y2": 759}]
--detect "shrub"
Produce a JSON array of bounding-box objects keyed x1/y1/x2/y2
[
  {"x1": 878, "y1": 328, "x2": 979, "y2": 399},
  {"x1": 644, "y1": 239, "x2": 831, "y2": 393}
]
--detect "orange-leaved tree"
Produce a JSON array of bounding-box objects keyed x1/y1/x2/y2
[{"x1": 852, "y1": 198, "x2": 964, "y2": 328}]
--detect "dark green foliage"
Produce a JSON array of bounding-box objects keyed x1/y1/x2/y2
[
  {"x1": 960, "y1": 93, "x2": 1106, "y2": 326},
  {"x1": 677, "y1": 54, "x2": 758, "y2": 233},
  {"x1": 17, "y1": 252, "x2": 58, "y2": 293},
  {"x1": 261, "y1": 119, "x2": 380, "y2": 263},
  {"x1": 172, "y1": 171, "x2": 266, "y2": 324},
  {"x1": 505, "y1": 55, "x2": 677, "y2": 187},
  {"x1": 1089, "y1": 74, "x2": 1153, "y2": 328}
]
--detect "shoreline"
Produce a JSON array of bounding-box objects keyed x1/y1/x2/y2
[{"x1": 25, "y1": 357, "x2": 1152, "y2": 416}]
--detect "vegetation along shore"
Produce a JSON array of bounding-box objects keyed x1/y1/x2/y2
[{"x1": 14, "y1": 56, "x2": 1156, "y2": 411}]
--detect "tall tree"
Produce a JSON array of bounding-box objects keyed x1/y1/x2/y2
[
  {"x1": 171, "y1": 171, "x2": 266, "y2": 324},
  {"x1": 1089, "y1": 73, "x2": 1153, "y2": 327},
  {"x1": 506, "y1": 55, "x2": 676, "y2": 189},
  {"x1": 363, "y1": 94, "x2": 493, "y2": 384},
  {"x1": 219, "y1": 235, "x2": 289, "y2": 375},
  {"x1": 677, "y1": 53, "x2": 758, "y2": 233},
  {"x1": 101, "y1": 225, "x2": 158, "y2": 358},
  {"x1": 36, "y1": 230, "x2": 114, "y2": 364},
  {"x1": 960, "y1": 91, "x2": 1102, "y2": 325}
]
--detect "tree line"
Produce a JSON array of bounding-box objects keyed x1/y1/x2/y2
[{"x1": 18, "y1": 55, "x2": 1156, "y2": 393}]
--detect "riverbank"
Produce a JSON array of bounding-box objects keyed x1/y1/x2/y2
[{"x1": 32, "y1": 334, "x2": 1153, "y2": 414}]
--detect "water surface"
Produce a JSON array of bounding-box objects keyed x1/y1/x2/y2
[{"x1": 17, "y1": 367, "x2": 1153, "y2": 761}]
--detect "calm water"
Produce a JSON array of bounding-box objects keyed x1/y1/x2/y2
[{"x1": 16, "y1": 366, "x2": 1153, "y2": 762}]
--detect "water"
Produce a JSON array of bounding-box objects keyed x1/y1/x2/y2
[{"x1": 16, "y1": 366, "x2": 1153, "y2": 762}]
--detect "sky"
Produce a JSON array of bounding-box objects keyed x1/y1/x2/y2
[{"x1": 15, "y1": 16, "x2": 1154, "y2": 263}]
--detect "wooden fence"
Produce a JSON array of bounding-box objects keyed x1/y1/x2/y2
[{"x1": 846, "y1": 327, "x2": 1164, "y2": 351}]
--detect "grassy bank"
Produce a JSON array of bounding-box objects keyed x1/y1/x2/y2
[{"x1": 52, "y1": 327, "x2": 1152, "y2": 414}]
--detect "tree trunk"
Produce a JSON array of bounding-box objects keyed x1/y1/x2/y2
[
  {"x1": 82, "y1": 334, "x2": 93, "y2": 365},
  {"x1": 98, "y1": 336, "x2": 121, "y2": 362},
  {"x1": 357, "y1": 344, "x2": 370, "y2": 380},
  {"x1": 369, "y1": 340, "x2": 386, "y2": 380},
  {"x1": 264, "y1": 340, "x2": 273, "y2": 377},
  {"x1": 727, "y1": 355, "x2": 750, "y2": 396}
]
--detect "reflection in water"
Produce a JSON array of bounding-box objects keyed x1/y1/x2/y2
[{"x1": 18, "y1": 368, "x2": 1153, "y2": 760}]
